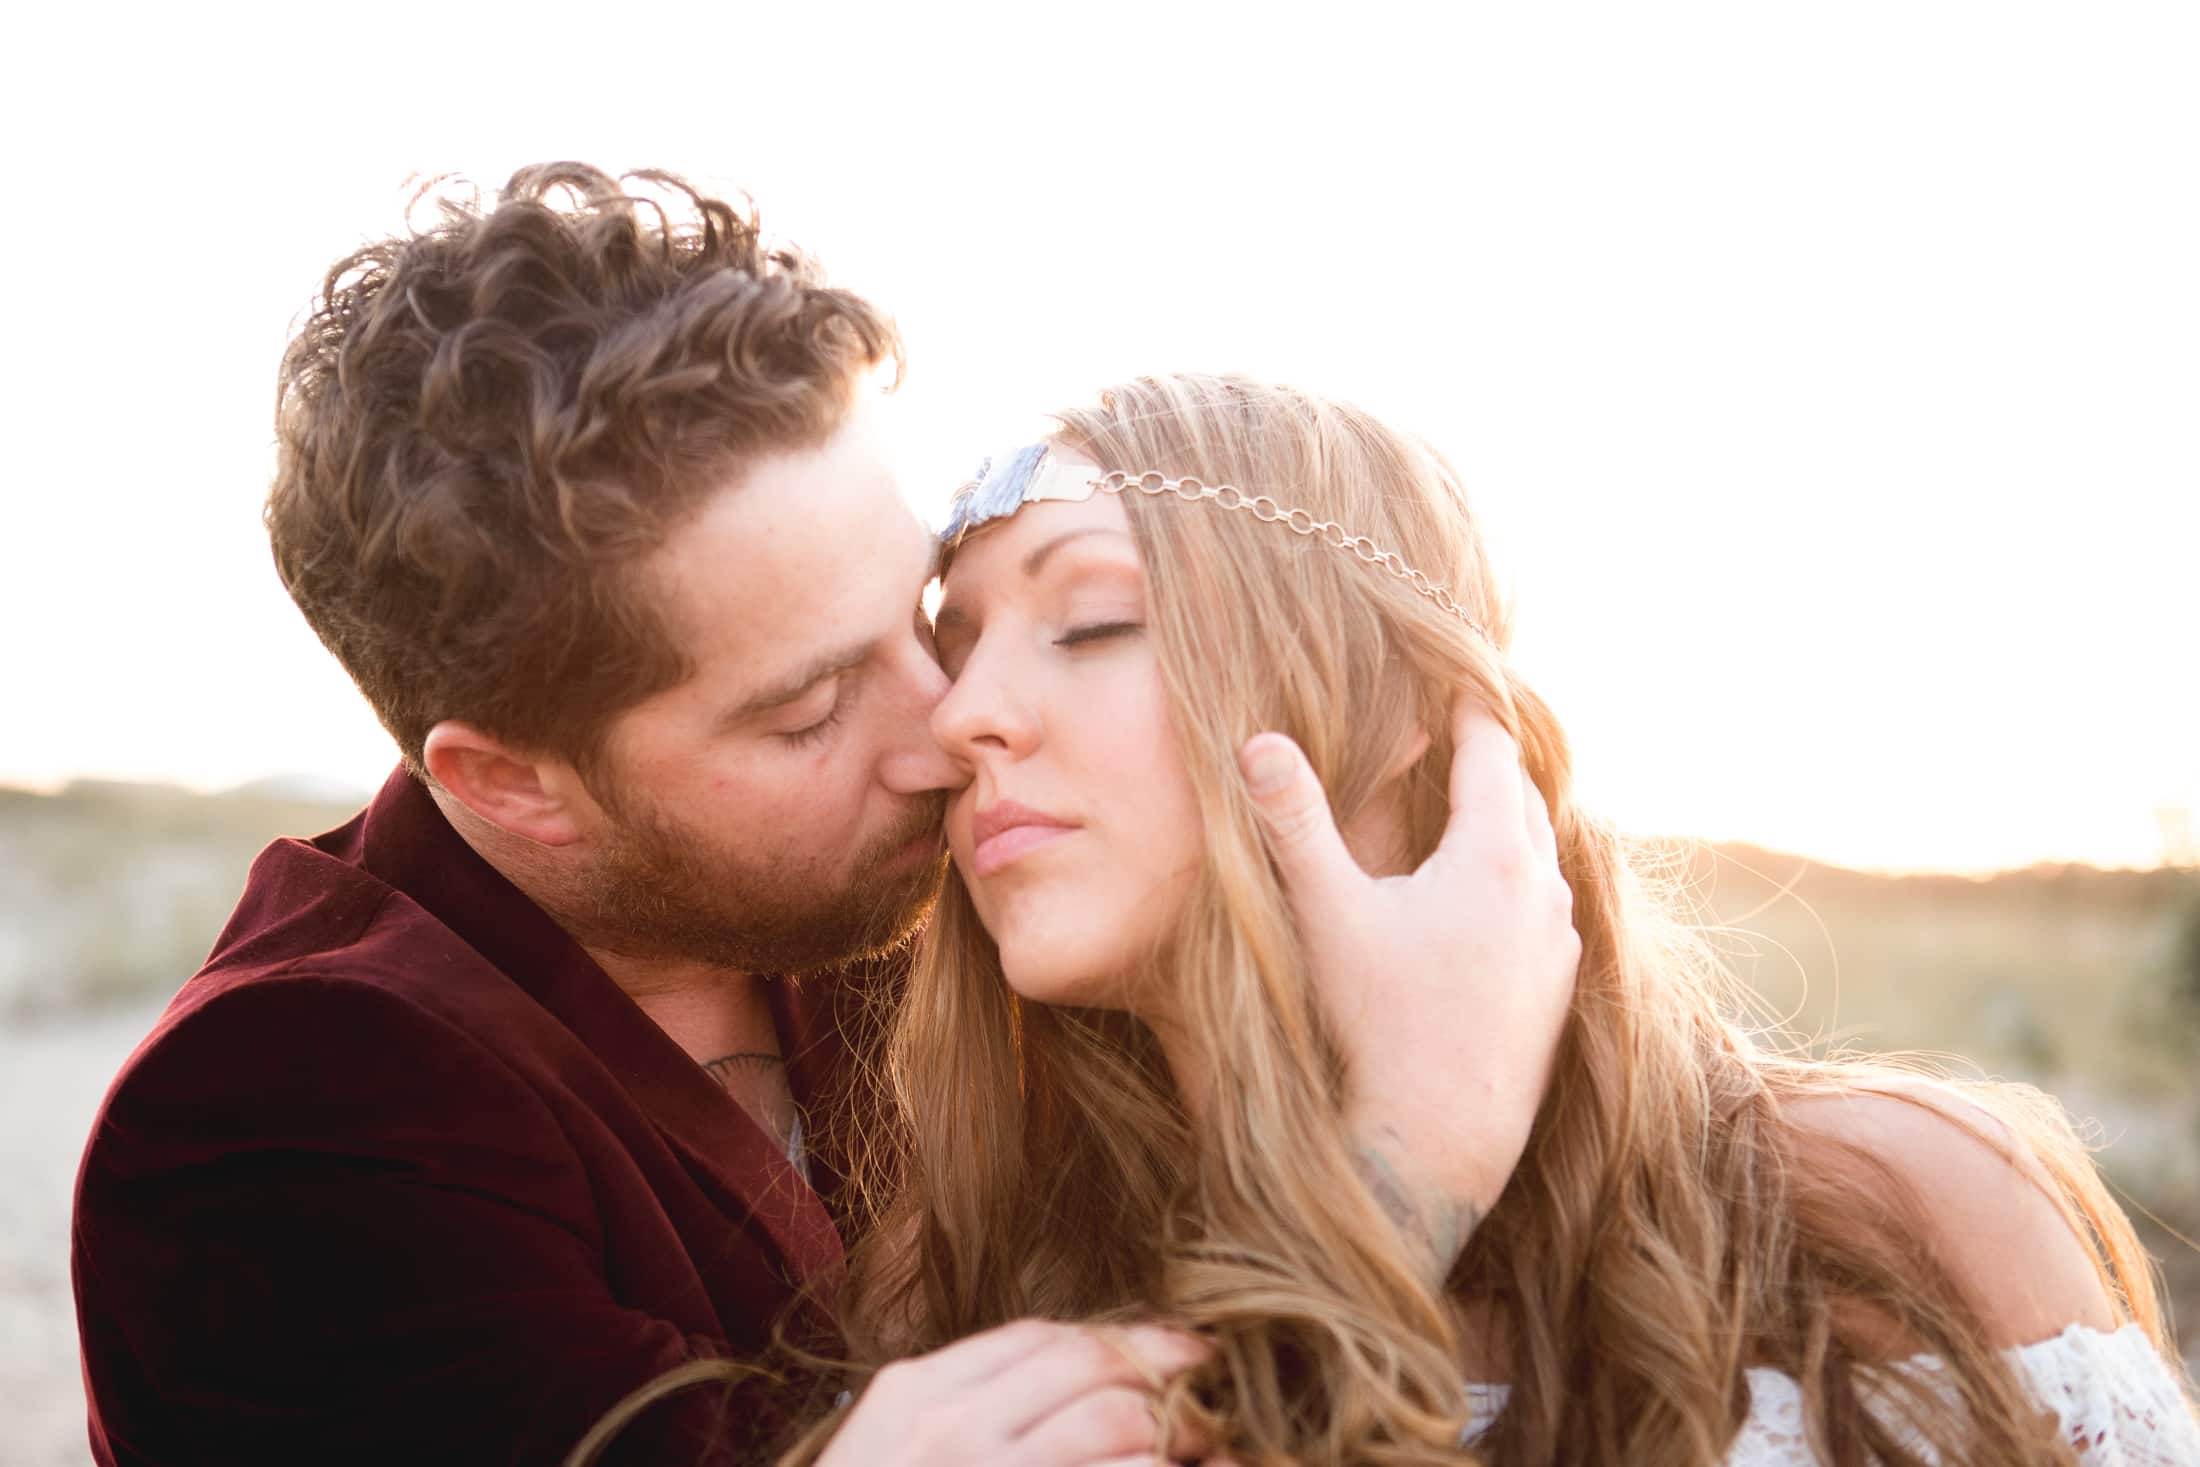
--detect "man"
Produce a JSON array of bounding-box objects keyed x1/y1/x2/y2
[{"x1": 71, "y1": 164, "x2": 1578, "y2": 1466}]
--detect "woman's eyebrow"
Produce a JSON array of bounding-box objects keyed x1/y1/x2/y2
[
  {"x1": 1021, "y1": 527, "x2": 1137, "y2": 579},
  {"x1": 934, "y1": 528, "x2": 1139, "y2": 637}
]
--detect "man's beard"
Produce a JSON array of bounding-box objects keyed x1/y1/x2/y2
[{"x1": 570, "y1": 786, "x2": 948, "y2": 975}]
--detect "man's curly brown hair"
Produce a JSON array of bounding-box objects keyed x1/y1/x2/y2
[{"x1": 267, "y1": 162, "x2": 899, "y2": 778}]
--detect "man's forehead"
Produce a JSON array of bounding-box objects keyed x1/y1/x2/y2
[
  {"x1": 660, "y1": 470, "x2": 929, "y2": 701},
  {"x1": 658, "y1": 419, "x2": 909, "y2": 589}
]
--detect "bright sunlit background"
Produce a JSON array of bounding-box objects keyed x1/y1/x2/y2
[
  {"x1": 6, "y1": 16, "x2": 2200, "y2": 1462},
  {"x1": 3, "y1": 3, "x2": 2194, "y2": 874}
]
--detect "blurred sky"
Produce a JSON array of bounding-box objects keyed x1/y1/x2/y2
[{"x1": 1, "y1": 2, "x2": 2193, "y2": 874}]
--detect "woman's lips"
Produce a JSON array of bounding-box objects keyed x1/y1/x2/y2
[
  {"x1": 971, "y1": 822, "x2": 1075, "y2": 878},
  {"x1": 969, "y1": 800, "x2": 1080, "y2": 879}
]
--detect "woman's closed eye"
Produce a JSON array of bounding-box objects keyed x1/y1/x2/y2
[
  {"x1": 931, "y1": 616, "x2": 1143, "y2": 680},
  {"x1": 1055, "y1": 620, "x2": 1144, "y2": 650}
]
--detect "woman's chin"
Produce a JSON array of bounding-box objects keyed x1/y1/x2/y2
[{"x1": 998, "y1": 950, "x2": 1125, "y2": 1010}]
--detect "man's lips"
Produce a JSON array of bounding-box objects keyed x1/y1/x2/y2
[
  {"x1": 969, "y1": 800, "x2": 1079, "y2": 879},
  {"x1": 874, "y1": 797, "x2": 950, "y2": 871},
  {"x1": 883, "y1": 828, "x2": 945, "y2": 869}
]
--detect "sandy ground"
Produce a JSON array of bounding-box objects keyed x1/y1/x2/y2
[{"x1": 2, "y1": 1000, "x2": 163, "y2": 1467}]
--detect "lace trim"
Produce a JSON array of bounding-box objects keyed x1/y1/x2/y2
[{"x1": 1461, "y1": 1323, "x2": 2200, "y2": 1464}]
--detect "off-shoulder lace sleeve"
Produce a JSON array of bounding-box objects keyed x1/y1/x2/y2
[
  {"x1": 1736, "y1": 1325, "x2": 2200, "y2": 1464},
  {"x1": 2012, "y1": 1322, "x2": 2200, "y2": 1465},
  {"x1": 1462, "y1": 1324, "x2": 2200, "y2": 1464}
]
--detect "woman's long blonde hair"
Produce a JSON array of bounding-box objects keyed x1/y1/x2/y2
[{"x1": 808, "y1": 373, "x2": 2183, "y2": 1465}]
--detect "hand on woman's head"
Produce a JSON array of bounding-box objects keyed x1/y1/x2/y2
[{"x1": 1241, "y1": 697, "x2": 1579, "y2": 1257}]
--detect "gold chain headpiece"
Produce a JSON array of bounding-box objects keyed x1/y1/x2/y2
[
  {"x1": 1084, "y1": 469, "x2": 1491, "y2": 643},
  {"x1": 942, "y1": 443, "x2": 1491, "y2": 644}
]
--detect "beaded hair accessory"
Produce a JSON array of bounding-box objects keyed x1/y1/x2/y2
[{"x1": 941, "y1": 442, "x2": 1492, "y2": 643}]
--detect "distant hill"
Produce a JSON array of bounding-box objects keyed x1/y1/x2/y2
[
  {"x1": 1664, "y1": 837, "x2": 2198, "y2": 1085},
  {"x1": 219, "y1": 773, "x2": 374, "y2": 806},
  {"x1": 0, "y1": 780, "x2": 364, "y2": 1019},
  {"x1": 6, "y1": 778, "x2": 2193, "y2": 1055}
]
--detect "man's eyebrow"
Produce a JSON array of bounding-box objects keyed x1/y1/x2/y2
[{"x1": 729, "y1": 641, "x2": 872, "y2": 721}]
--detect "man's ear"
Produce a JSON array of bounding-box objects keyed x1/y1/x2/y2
[{"x1": 420, "y1": 722, "x2": 593, "y2": 847}]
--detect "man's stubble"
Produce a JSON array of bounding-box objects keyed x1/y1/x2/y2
[{"x1": 572, "y1": 782, "x2": 948, "y2": 976}]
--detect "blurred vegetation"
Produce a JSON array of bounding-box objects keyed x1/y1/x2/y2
[
  {"x1": 4, "y1": 782, "x2": 2196, "y2": 1361},
  {"x1": 2176, "y1": 884, "x2": 2200, "y2": 1017},
  {"x1": 0, "y1": 780, "x2": 365, "y2": 1020},
  {"x1": 1673, "y1": 840, "x2": 2200, "y2": 1364},
  {"x1": 1678, "y1": 842, "x2": 2200, "y2": 1099}
]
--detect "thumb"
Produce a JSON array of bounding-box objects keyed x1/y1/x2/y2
[{"x1": 1240, "y1": 732, "x2": 1359, "y2": 908}]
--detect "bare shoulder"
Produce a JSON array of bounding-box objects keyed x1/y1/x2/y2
[{"x1": 1784, "y1": 1077, "x2": 2119, "y2": 1346}]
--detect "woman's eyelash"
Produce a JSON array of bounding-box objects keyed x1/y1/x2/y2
[
  {"x1": 1055, "y1": 621, "x2": 1143, "y2": 649},
  {"x1": 780, "y1": 702, "x2": 845, "y2": 748}
]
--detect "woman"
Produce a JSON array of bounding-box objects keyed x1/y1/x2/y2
[{"x1": 825, "y1": 372, "x2": 2198, "y2": 1466}]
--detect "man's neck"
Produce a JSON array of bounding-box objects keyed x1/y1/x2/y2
[
  {"x1": 585, "y1": 946, "x2": 806, "y2": 1165},
  {"x1": 430, "y1": 794, "x2": 805, "y2": 1157},
  {"x1": 580, "y1": 947, "x2": 779, "y2": 1067}
]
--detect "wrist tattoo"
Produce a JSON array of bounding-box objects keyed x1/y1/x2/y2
[
  {"x1": 700, "y1": 1052, "x2": 785, "y2": 1087},
  {"x1": 1353, "y1": 1130, "x2": 1484, "y2": 1283}
]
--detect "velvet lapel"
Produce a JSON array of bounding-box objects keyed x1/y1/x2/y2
[{"x1": 346, "y1": 767, "x2": 845, "y2": 1290}]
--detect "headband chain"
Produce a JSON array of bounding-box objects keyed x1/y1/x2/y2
[{"x1": 1085, "y1": 469, "x2": 1492, "y2": 645}]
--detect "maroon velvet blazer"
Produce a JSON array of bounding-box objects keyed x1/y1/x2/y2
[{"x1": 72, "y1": 768, "x2": 882, "y2": 1466}]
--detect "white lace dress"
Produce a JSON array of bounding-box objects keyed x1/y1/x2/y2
[{"x1": 1461, "y1": 1323, "x2": 2200, "y2": 1464}]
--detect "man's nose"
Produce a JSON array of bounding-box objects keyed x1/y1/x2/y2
[{"x1": 878, "y1": 638, "x2": 963, "y2": 795}]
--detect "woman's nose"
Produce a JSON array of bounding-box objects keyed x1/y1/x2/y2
[{"x1": 929, "y1": 642, "x2": 1041, "y2": 763}]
